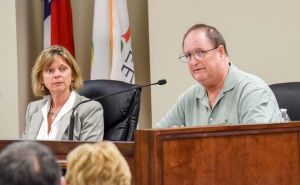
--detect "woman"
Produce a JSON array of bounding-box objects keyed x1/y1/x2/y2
[
  {"x1": 65, "y1": 141, "x2": 131, "y2": 185},
  {"x1": 22, "y1": 45, "x2": 104, "y2": 141}
]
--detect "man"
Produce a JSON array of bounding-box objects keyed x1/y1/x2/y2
[
  {"x1": 0, "y1": 141, "x2": 65, "y2": 185},
  {"x1": 155, "y1": 24, "x2": 282, "y2": 128}
]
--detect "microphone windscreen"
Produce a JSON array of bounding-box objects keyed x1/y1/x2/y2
[{"x1": 158, "y1": 79, "x2": 167, "y2": 85}]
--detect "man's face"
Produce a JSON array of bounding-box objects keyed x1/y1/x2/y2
[{"x1": 183, "y1": 29, "x2": 225, "y2": 88}]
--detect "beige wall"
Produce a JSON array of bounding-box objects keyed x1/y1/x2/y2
[
  {"x1": 148, "y1": 0, "x2": 300, "y2": 125},
  {"x1": 16, "y1": 0, "x2": 43, "y2": 136},
  {"x1": 0, "y1": 0, "x2": 19, "y2": 138}
]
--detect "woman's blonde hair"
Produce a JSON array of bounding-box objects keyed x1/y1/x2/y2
[
  {"x1": 31, "y1": 45, "x2": 83, "y2": 97},
  {"x1": 65, "y1": 141, "x2": 132, "y2": 185}
]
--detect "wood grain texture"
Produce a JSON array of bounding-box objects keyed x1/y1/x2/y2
[
  {"x1": 135, "y1": 122, "x2": 300, "y2": 185},
  {"x1": 2, "y1": 122, "x2": 300, "y2": 185}
]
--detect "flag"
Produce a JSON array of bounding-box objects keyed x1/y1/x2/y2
[
  {"x1": 91, "y1": 0, "x2": 135, "y2": 83},
  {"x1": 44, "y1": 0, "x2": 75, "y2": 57}
]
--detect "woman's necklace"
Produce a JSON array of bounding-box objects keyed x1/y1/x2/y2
[{"x1": 49, "y1": 103, "x2": 59, "y2": 118}]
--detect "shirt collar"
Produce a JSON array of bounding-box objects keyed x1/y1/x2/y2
[
  {"x1": 42, "y1": 91, "x2": 77, "y2": 120},
  {"x1": 222, "y1": 62, "x2": 236, "y2": 93},
  {"x1": 196, "y1": 62, "x2": 236, "y2": 100}
]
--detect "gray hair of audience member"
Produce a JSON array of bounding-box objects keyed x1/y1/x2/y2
[
  {"x1": 182, "y1": 23, "x2": 229, "y2": 56},
  {"x1": 0, "y1": 141, "x2": 61, "y2": 185}
]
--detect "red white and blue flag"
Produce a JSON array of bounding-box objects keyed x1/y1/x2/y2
[
  {"x1": 44, "y1": 0, "x2": 75, "y2": 57},
  {"x1": 91, "y1": 0, "x2": 135, "y2": 83}
]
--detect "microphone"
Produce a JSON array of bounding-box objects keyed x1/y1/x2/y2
[{"x1": 68, "y1": 79, "x2": 167, "y2": 140}]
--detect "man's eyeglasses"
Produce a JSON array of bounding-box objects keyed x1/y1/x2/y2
[{"x1": 178, "y1": 46, "x2": 218, "y2": 63}]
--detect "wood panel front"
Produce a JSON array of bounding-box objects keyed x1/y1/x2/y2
[
  {"x1": 2, "y1": 122, "x2": 300, "y2": 185},
  {"x1": 135, "y1": 123, "x2": 300, "y2": 185}
]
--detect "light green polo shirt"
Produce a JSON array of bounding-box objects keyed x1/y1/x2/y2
[{"x1": 155, "y1": 64, "x2": 282, "y2": 128}]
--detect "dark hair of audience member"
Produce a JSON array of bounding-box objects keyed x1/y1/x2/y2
[{"x1": 0, "y1": 141, "x2": 61, "y2": 185}]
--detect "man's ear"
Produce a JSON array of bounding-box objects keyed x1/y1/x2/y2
[
  {"x1": 218, "y1": 45, "x2": 226, "y2": 59},
  {"x1": 61, "y1": 176, "x2": 67, "y2": 185}
]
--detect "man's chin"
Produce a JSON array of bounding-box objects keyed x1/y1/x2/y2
[{"x1": 194, "y1": 75, "x2": 206, "y2": 83}]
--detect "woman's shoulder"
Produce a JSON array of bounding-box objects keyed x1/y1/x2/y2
[
  {"x1": 27, "y1": 98, "x2": 47, "y2": 108},
  {"x1": 75, "y1": 93, "x2": 103, "y2": 110},
  {"x1": 26, "y1": 98, "x2": 48, "y2": 115}
]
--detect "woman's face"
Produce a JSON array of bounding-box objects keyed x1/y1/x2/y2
[{"x1": 42, "y1": 56, "x2": 73, "y2": 97}]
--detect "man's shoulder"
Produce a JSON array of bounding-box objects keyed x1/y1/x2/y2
[
  {"x1": 233, "y1": 66, "x2": 269, "y2": 89},
  {"x1": 182, "y1": 84, "x2": 203, "y2": 95},
  {"x1": 176, "y1": 84, "x2": 204, "y2": 103}
]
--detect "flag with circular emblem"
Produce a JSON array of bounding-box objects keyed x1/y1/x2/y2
[{"x1": 91, "y1": 0, "x2": 135, "y2": 83}]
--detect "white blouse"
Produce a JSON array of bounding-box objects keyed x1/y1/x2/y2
[{"x1": 36, "y1": 91, "x2": 76, "y2": 140}]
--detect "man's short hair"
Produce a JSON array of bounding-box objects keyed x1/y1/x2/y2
[
  {"x1": 182, "y1": 23, "x2": 229, "y2": 56},
  {"x1": 0, "y1": 141, "x2": 61, "y2": 185}
]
